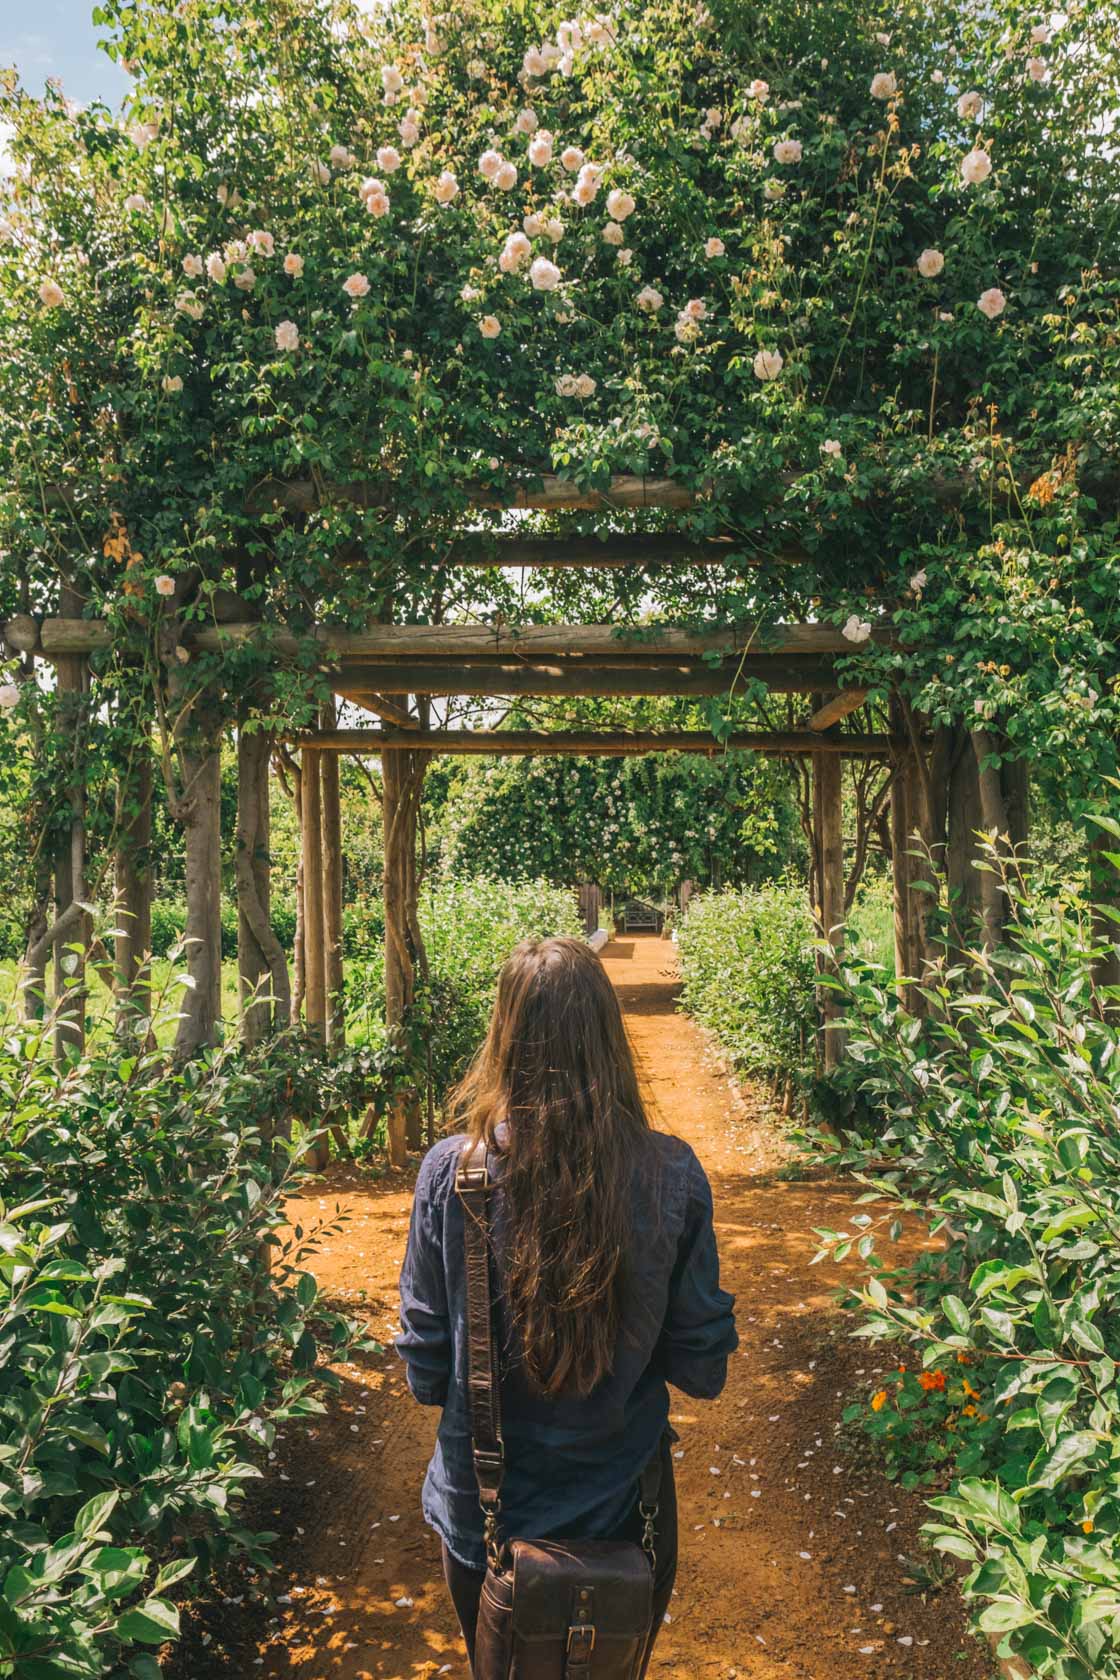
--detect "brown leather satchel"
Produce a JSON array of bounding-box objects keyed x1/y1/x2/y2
[{"x1": 457, "y1": 1139, "x2": 662, "y2": 1679}]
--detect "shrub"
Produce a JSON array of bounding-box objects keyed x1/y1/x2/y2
[
  {"x1": 677, "y1": 882, "x2": 818, "y2": 1086},
  {"x1": 149, "y1": 898, "x2": 298, "y2": 959},
  {"x1": 816, "y1": 858, "x2": 1120, "y2": 1679},
  {"x1": 0, "y1": 999, "x2": 369, "y2": 1679},
  {"x1": 346, "y1": 876, "x2": 583, "y2": 1100}
]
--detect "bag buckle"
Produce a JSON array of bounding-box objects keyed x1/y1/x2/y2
[{"x1": 567, "y1": 1624, "x2": 596, "y2": 1655}]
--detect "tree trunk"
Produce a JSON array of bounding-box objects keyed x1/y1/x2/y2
[
  {"x1": 382, "y1": 744, "x2": 429, "y2": 1158},
  {"x1": 945, "y1": 726, "x2": 984, "y2": 955},
  {"x1": 53, "y1": 583, "x2": 88, "y2": 1060},
  {"x1": 287, "y1": 755, "x2": 306, "y2": 1026},
  {"x1": 174, "y1": 706, "x2": 224, "y2": 1058},
  {"x1": 812, "y1": 750, "x2": 845, "y2": 1069},
  {"x1": 114, "y1": 746, "x2": 153, "y2": 1039},
  {"x1": 237, "y1": 726, "x2": 290, "y2": 1044},
  {"x1": 320, "y1": 704, "x2": 345, "y2": 1050},
  {"x1": 301, "y1": 746, "x2": 326, "y2": 1038}
]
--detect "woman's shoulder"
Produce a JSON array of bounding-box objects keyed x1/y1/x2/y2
[{"x1": 415, "y1": 1132, "x2": 467, "y2": 1200}]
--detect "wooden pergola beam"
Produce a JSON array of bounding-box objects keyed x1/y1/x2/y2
[
  {"x1": 244, "y1": 473, "x2": 696, "y2": 515},
  {"x1": 334, "y1": 657, "x2": 843, "y2": 701},
  {"x1": 419, "y1": 532, "x2": 807, "y2": 568},
  {"x1": 292, "y1": 727, "x2": 898, "y2": 757},
  {"x1": 31, "y1": 618, "x2": 893, "y2": 661},
  {"x1": 809, "y1": 688, "x2": 871, "y2": 730}
]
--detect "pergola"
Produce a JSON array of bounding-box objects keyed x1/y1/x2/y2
[{"x1": 4, "y1": 468, "x2": 1023, "y2": 1163}]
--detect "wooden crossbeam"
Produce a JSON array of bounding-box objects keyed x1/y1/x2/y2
[
  {"x1": 425, "y1": 533, "x2": 806, "y2": 568},
  {"x1": 335, "y1": 657, "x2": 841, "y2": 700},
  {"x1": 31, "y1": 619, "x2": 892, "y2": 661},
  {"x1": 809, "y1": 688, "x2": 871, "y2": 730},
  {"x1": 293, "y1": 727, "x2": 897, "y2": 757},
  {"x1": 244, "y1": 473, "x2": 696, "y2": 515}
]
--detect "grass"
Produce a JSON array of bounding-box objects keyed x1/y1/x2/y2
[{"x1": 0, "y1": 958, "x2": 243, "y2": 1048}]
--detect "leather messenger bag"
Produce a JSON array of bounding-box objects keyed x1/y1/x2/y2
[{"x1": 456, "y1": 1139, "x2": 662, "y2": 1679}]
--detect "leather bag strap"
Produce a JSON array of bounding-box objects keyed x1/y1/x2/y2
[{"x1": 456, "y1": 1139, "x2": 505, "y2": 1531}]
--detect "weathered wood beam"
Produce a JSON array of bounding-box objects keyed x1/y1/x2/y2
[
  {"x1": 293, "y1": 728, "x2": 898, "y2": 757},
  {"x1": 809, "y1": 689, "x2": 871, "y2": 730},
  {"x1": 428, "y1": 533, "x2": 806, "y2": 568},
  {"x1": 244, "y1": 473, "x2": 696, "y2": 515},
  {"x1": 334, "y1": 657, "x2": 842, "y2": 701}
]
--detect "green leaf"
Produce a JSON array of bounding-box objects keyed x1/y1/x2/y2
[
  {"x1": 977, "y1": 1600, "x2": 1038, "y2": 1634},
  {"x1": 942, "y1": 1295, "x2": 971, "y2": 1335},
  {"x1": 1026, "y1": 1430, "x2": 1100, "y2": 1491},
  {"x1": 75, "y1": 1489, "x2": 119, "y2": 1539},
  {"x1": 115, "y1": 1597, "x2": 181, "y2": 1645},
  {"x1": 296, "y1": 1271, "x2": 318, "y2": 1308}
]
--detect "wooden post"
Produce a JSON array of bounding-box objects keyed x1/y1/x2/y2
[
  {"x1": 382, "y1": 746, "x2": 413, "y2": 1166},
  {"x1": 888, "y1": 703, "x2": 930, "y2": 1011},
  {"x1": 173, "y1": 705, "x2": 224, "y2": 1058},
  {"x1": 945, "y1": 726, "x2": 985, "y2": 955},
  {"x1": 812, "y1": 748, "x2": 845, "y2": 1069},
  {"x1": 301, "y1": 745, "x2": 326, "y2": 1038},
  {"x1": 114, "y1": 745, "x2": 153, "y2": 1038},
  {"x1": 236, "y1": 726, "x2": 291, "y2": 1044},
  {"x1": 320, "y1": 703, "x2": 345, "y2": 1049},
  {"x1": 53, "y1": 581, "x2": 87, "y2": 1060}
]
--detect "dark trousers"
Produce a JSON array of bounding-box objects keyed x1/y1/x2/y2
[{"x1": 441, "y1": 1452, "x2": 678, "y2": 1676}]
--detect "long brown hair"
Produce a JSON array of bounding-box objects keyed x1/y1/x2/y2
[{"x1": 451, "y1": 936, "x2": 651, "y2": 1399}]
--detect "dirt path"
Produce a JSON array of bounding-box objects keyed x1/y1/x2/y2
[{"x1": 179, "y1": 938, "x2": 993, "y2": 1680}]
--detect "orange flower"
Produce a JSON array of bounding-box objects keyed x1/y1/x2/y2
[
  {"x1": 919, "y1": 1369, "x2": 947, "y2": 1393},
  {"x1": 1082, "y1": 1521, "x2": 1094, "y2": 1535},
  {"x1": 956, "y1": 1352, "x2": 972, "y2": 1365},
  {"x1": 962, "y1": 1404, "x2": 977, "y2": 1418},
  {"x1": 870, "y1": 1390, "x2": 889, "y2": 1413},
  {"x1": 962, "y1": 1379, "x2": 981, "y2": 1400}
]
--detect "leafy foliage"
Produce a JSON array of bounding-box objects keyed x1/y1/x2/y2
[
  {"x1": 0, "y1": 1002, "x2": 370, "y2": 1679},
  {"x1": 815, "y1": 860, "x2": 1120, "y2": 1679}
]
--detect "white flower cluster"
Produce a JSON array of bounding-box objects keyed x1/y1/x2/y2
[
  {"x1": 555, "y1": 372, "x2": 597, "y2": 397},
  {"x1": 519, "y1": 15, "x2": 614, "y2": 85},
  {"x1": 673, "y1": 297, "x2": 706, "y2": 342}
]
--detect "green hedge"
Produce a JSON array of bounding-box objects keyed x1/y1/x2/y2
[
  {"x1": 0, "y1": 1015, "x2": 367, "y2": 1678},
  {"x1": 677, "y1": 882, "x2": 818, "y2": 1086}
]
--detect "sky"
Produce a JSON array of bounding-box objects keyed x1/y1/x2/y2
[{"x1": 0, "y1": 0, "x2": 130, "y2": 107}]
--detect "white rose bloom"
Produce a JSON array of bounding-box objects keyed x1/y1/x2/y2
[
  {"x1": 773, "y1": 138, "x2": 802, "y2": 164},
  {"x1": 124, "y1": 192, "x2": 148, "y2": 212},
  {"x1": 366, "y1": 189, "x2": 391, "y2": 217},
  {"x1": 545, "y1": 217, "x2": 565, "y2": 241},
  {"x1": 560, "y1": 145, "x2": 585, "y2": 172},
  {"x1": 499, "y1": 231, "x2": 532, "y2": 272},
  {"x1": 528, "y1": 131, "x2": 554, "y2": 167},
  {"x1": 460, "y1": 284, "x2": 481, "y2": 301},
  {"x1": 1027, "y1": 56, "x2": 1047, "y2": 80},
  {"x1": 870, "y1": 71, "x2": 897, "y2": 99},
  {"x1": 685, "y1": 298, "x2": 707, "y2": 321},
  {"x1": 232, "y1": 267, "x2": 256, "y2": 291},
  {"x1": 206, "y1": 252, "x2": 227, "y2": 282},
  {"x1": 283, "y1": 252, "x2": 304, "y2": 277},
  {"x1": 763, "y1": 179, "x2": 786, "y2": 201},
  {"x1": 956, "y1": 90, "x2": 983, "y2": 119},
  {"x1": 572, "y1": 179, "x2": 597, "y2": 206},
  {"x1": 977, "y1": 286, "x2": 1007, "y2": 319},
  {"x1": 753, "y1": 347, "x2": 783, "y2": 380},
  {"x1": 842, "y1": 615, "x2": 872, "y2": 643},
  {"x1": 821, "y1": 438, "x2": 842, "y2": 456},
  {"x1": 0, "y1": 683, "x2": 19, "y2": 708},
  {"x1": 478, "y1": 149, "x2": 503, "y2": 181},
  {"x1": 343, "y1": 271, "x2": 371, "y2": 299},
  {"x1": 479, "y1": 315, "x2": 501, "y2": 338},
  {"x1": 249, "y1": 230, "x2": 275, "y2": 257},
  {"x1": 467, "y1": 58, "x2": 486, "y2": 79},
  {"x1": 617, "y1": 247, "x2": 633, "y2": 267},
  {"x1": 312, "y1": 161, "x2": 331, "y2": 185},
  {"x1": 555, "y1": 373, "x2": 579, "y2": 395},
  {"x1": 961, "y1": 146, "x2": 992, "y2": 185},
  {"x1": 636, "y1": 285, "x2": 663, "y2": 313},
  {"x1": 377, "y1": 146, "x2": 402, "y2": 173},
  {"x1": 225, "y1": 239, "x2": 248, "y2": 262},
  {"x1": 523, "y1": 47, "x2": 547, "y2": 77},
  {"x1": 909, "y1": 569, "x2": 928, "y2": 593},
  {"x1": 523, "y1": 211, "x2": 544, "y2": 236},
  {"x1": 749, "y1": 78, "x2": 769, "y2": 101},
  {"x1": 382, "y1": 65, "x2": 404, "y2": 95},
  {"x1": 400, "y1": 115, "x2": 420, "y2": 147},
  {"x1": 182, "y1": 253, "x2": 204, "y2": 278},
  {"x1": 932, "y1": 68, "x2": 944, "y2": 83},
  {"x1": 161, "y1": 375, "x2": 183, "y2": 394},
  {"x1": 495, "y1": 160, "x2": 518, "y2": 191},
  {"x1": 330, "y1": 144, "x2": 353, "y2": 169},
  {"x1": 275, "y1": 320, "x2": 300, "y2": 351},
  {"x1": 39, "y1": 279, "x2": 65, "y2": 308},
  {"x1": 704, "y1": 236, "x2": 725, "y2": 258},
  {"x1": 674, "y1": 314, "x2": 700, "y2": 343},
  {"x1": 530, "y1": 256, "x2": 561, "y2": 290},
  {"x1": 434, "y1": 170, "x2": 459, "y2": 204},
  {"x1": 574, "y1": 373, "x2": 596, "y2": 397},
  {"x1": 176, "y1": 289, "x2": 204, "y2": 316},
  {"x1": 602, "y1": 220, "x2": 624, "y2": 246},
  {"x1": 917, "y1": 247, "x2": 944, "y2": 278},
  {"x1": 155, "y1": 574, "x2": 176, "y2": 595},
  {"x1": 606, "y1": 188, "x2": 635, "y2": 220},
  {"x1": 1030, "y1": 23, "x2": 1050, "y2": 43},
  {"x1": 516, "y1": 108, "x2": 539, "y2": 134}
]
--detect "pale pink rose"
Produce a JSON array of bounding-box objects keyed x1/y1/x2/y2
[
  {"x1": 495, "y1": 160, "x2": 518, "y2": 191},
  {"x1": 275, "y1": 320, "x2": 300, "y2": 351},
  {"x1": 400, "y1": 115, "x2": 420, "y2": 147},
  {"x1": 516, "y1": 108, "x2": 539, "y2": 134},
  {"x1": 821, "y1": 438, "x2": 842, "y2": 457},
  {"x1": 762, "y1": 180, "x2": 785, "y2": 201},
  {"x1": 917, "y1": 247, "x2": 944, "y2": 278},
  {"x1": 330, "y1": 144, "x2": 353, "y2": 169},
  {"x1": 479, "y1": 315, "x2": 501, "y2": 338},
  {"x1": 705, "y1": 107, "x2": 722, "y2": 127},
  {"x1": 674, "y1": 314, "x2": 700, "y2": 344},
  {"x1": 161, "y1": 375, "x2": 183, "y2": 394},
  {"x1": 956, "y1": 90, "x2": 983, "y2": 119},
  {"x1": 636, "y1": 285, "x2": 663, "y2": 313},
  {"x1": 381, "y1": 65, "x2": 404, "y2": 95},
  {"x1": 560, "y1": 145, "x2": 585, "y2": 172},
  {"x1": 574, "y1": 373, "x2": 596, "y2": 397},
  {"x1": 685, "y1": 298, "x2": 707, "y2": 321},
  {"x1": 773, "y1": 138, "x2": 802, "y2": 164},
  {"x1": 175, "y1": 289, "x2": 204, "y2": 317},
  {"x1": 123, "y1": 192, "x2": 148, "y2": 212},
  {"x1": 312, "y1": 161, "x2": 331, "y2": 186},
  {"x1": 366, "y1": 190, "x2": 390, "y2": 217},
  {"x1": 523, "y1": 46, "x2": 546, "y2": 77},
  {"x1": 249, "y1": 230, "x2": 275, "y2": 257},
  {"x1": 478, "y1": 150, "x2": 503, "y2": 181},
  {"x1": 460, "y1": 284, "x2": 481, "y2": 302},
  {"x1": 155, "y1": 574, "x2": 176, "y2": 596},
  {"x1": 499, "y1": 231, "x2": 532, "y2": 272},
  {"x1": 467, "y1": 58, "x2": 486, "y2": 79},
  {"x1": 606, "y1": 187, "x2": 635, "y2": 220},
  {"x1": 284, "y1": 252, "x2": 304, "y2": 277},
  {"x1": 909, "y1": 569, "x2": 928, "y2": 593},
  {"x1": 0, "y1": 683, "x2": 19, "y2": 708},
  {"x1": 555, "y1": 373, "x2": 578, "y2": 395},
  {"x1": 617, "y1": 248, "x2": 633, "y2": 267},
  {"x1": 704, "y1": 236, "x2": 725, "y2": 258},
  {"x1": 206, "y1": 252, "x2": 227, "y2": 282},
  {"x1": 870, "y1": 71, "x2": 897, "y2": 99},
  {"x1": 842, "y1": 614, "x2": 871, "y2": 644},
  {"x1": 343, "y1": 272, "x2": 371, "y2": 299},
  {"x1": 530, "y1": 256, "x2": 561, "y2": 290},
  {"x1": 932, "y1": 69, "x2": 944, "y2": 83},
  {"x1": 1027, "y1": 56, "x2": 1047, "y2": 80},
  {"x1": 39, "y1": 279, "x2": 64, "y2": 308},
  {"x1": 961, "y1": 146, "x2": 992, "y2": 185},
  {"x1": 1030, "y1": 23, "x2": 1050, "y2": 43},
  {"x1": 182, "y1": 253, "x2": 204, "y2": 278},
  {"x1": 545, "y1": 217, "x2": 565, "y2": 242},
  {"x1": 602, "y1": 221, "x2": 623, "y2": 246},
  {"x1": 753, "y1": 347, "x2": 783, "y2": 381},
  {"x1": 232, "y1": 267, "x2": 256, "y2": 291},
  {"x1": 572, "y1": 179, "x2": 597, "y2": 206},
  {"x1": 528, "y1": 131, "x2": 553, "y2": 167},
  {"x1": 225, "y1": 239, "x2": 248, "y2": 262},
  {"x1": 434, "y1": 170, "x2": 459, "y2": 204},
  {"x1": 578, "y1": 161, "x2": 603, "y2": 187},
  {"x1": 523, "y1": 211, "x2": 544, "y2": 236},
  {"x1": 977, "y1": 286, "x2": 1006, "y2": 319},
  {"x1": 377, "y1": 146, "x2": 402, "y2": 174},
  {"x1": 749, "y1": 78, "x2": 769, "y2": 101}
]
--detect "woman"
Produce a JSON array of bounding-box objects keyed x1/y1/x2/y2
[{"x1": 397, "y1": 936, "x2": 737, "y2": 1673}]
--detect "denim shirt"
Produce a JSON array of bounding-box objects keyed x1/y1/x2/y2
[{"x1": 396, "y1": 1129, "x2": 738, "y2": 1569}]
